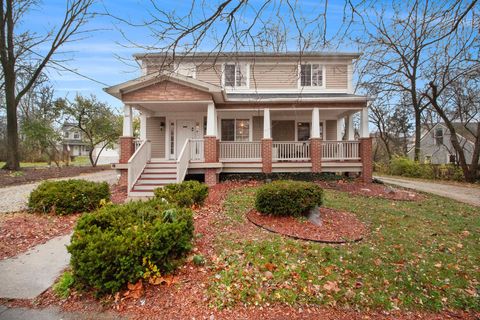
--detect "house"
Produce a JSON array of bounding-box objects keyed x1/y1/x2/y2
[
  {"x1": 407, "y1": 123, "x2": 479, "y2": 164},
  {"x1": 105, "y1": 52, "x2": 372, "y2": 197},
  {"x1": 61, "y1": 123, "x2": 90, "y2": 157}
]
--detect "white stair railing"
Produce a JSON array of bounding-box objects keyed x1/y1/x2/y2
[
  {"x1": 133, "y1": 139, "x2": 143, "y2": 151},
  {"x1": 272, "y1": 141, "x2": 310, "y2": 161},
  {"x1": 176, "y1": 139, "x2": 191, "y2": 183},
  {"x1": 190, "y1": 139, "x2": 204, "y2": 161},
  {"x1": 219, "y1": 141, "x2": 262, "y2": 161},
  {"x1": 322, "y1": 141, "x2": 360, "y2": 160},
  {"x1": 128, "y1": 140, "x2": 151, "y2": 193}
]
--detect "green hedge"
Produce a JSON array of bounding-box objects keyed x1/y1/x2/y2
[
  {"x1": 68, "y1": 200, "x2": 194, "y2": 295},
  {"x1": 154, "y1": 180, "x2": 208, "y2": 207},
  {"x1": 255, "y1": 180, "x2": 324, "y2": 216},
  {"x1": 375, "y1": 156, "x2": 465, "y2": 181},
  {"x1": 28, "y1": 179, "x2": 110, "y2": 215}
]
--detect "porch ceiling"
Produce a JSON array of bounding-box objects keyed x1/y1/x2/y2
[{"x1": 133, "y1": 101, "x2": 210, "y2": 113}]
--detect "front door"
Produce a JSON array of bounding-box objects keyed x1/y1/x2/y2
[{"x1": 176, "y1": 120, "x2": 197, "y2": 159}]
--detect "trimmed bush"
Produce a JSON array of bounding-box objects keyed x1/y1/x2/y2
[
  {"x1": 68, "y1": 200, "x2": 194, "y2": 295},
  {"x1": 28, "y1": 179, "x2": 110, "y2": 215},
  {"x1": 255, "y1": 180, "x2": 324, "y2": 216},
  {"x1": 154, "y1": 180, "x2": 208, "y2": 207}
]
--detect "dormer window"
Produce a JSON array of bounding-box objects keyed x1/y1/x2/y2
[
  {"x1": 300, "y1": 64, "x2": 324, "y2": 87},
  {"x1": 224, "y1": 63, "x2": 247, "y2": 88}
]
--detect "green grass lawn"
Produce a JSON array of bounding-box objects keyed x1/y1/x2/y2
[
  {"x1": 0, "y1": 156, "x2": 91, "y2": 169},
  {"x1": 207, "y1": 187, "x2": 479, "y2": 312}
]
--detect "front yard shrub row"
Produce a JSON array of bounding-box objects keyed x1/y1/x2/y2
[
  {"x1": 28, "y1": 179, "x2": 110, "y2": 215},
  {"x1": 255, "y1": 180, "x2": 324, "y2": 216},
  {"x1": 154, "y1": 180, "x2": 209, "y2": 207},
  {"x1": 375, "y1": 156, "x2": 465, "y2": 181},
  {"x1": 68, "y1": 199, "x2": 194, "y2": 295}
]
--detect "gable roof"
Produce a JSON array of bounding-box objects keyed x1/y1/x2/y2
[{"x1": 133, "y1": 51, "x2": 361, "y2": 60}]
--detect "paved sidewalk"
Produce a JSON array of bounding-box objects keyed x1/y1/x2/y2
[
  {"x1": 0, "y1": 234, "x2": 71, "y2": 299},
  {"x1": 0, "y1": 170, "x2": 118, "y2": 213},
  {"x1": 0, "y1": 306, "x2": 125, "y2": 320},
  {"x1": 374, "y1": 176, "x2": 480, "y2": 207}
]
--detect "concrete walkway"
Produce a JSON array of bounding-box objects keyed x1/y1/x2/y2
[
  {"x1": 374, "y1": 176, "x2": 480, "y2": 207},
  {"x1": 0, "y1": 306, "x2": 125, "y2": 320},
  {"x1": 0, "y1": 234, "x2": 71, "y2": 299},
  {"x1": 0, "y1": 170, "x2": 118, "y2": 213}
]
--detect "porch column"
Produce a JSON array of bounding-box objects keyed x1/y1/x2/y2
[
  {"x1": 119, "y1": 105, "x2": 135, "y2": 187},
  {"x1": 346, "y1": 114, "x2": 354, "y2": 140},
  {"x1": 359, "y1": 106, "x2": 372, "y2": 183},
  {"x1": 337, "y1": 117, "x2": 345, "y2": 140},
  {"x1": 204, "y1": 102, "x2": 218, "y2": 185},
  {"x1": 310, "y1": 107, "x2": 322, "y2": 173},
  {"x1": 262, "y1": 108, "x2": 272, "y2": 174},
  {"x1": 140, "y1": 113, "x2": 147, "y2": 140}
]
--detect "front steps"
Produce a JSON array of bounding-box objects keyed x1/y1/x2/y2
[{"x1": 130, "y1": 161, "x2": 177, "y2": 197}]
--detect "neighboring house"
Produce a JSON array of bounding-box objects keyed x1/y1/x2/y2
[
  {"x1": 61, "y1": 123, "x2": 90, "y2": 157},
  {"x1": 105, "y1": 52, "x2": 372, "y2": 197},
  {"x1": 407, "y1": 123, "x2": 479, "y2": 164}
]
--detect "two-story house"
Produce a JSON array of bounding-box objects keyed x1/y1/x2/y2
[
  {"x1": 61, "y1": 122, "x2": 90, "y2": 157},
  {"x1": 106, "y1": 52, "x2": 372, "y2": 197}
]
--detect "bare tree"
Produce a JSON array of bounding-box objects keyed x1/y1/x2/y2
[
  {"x1": 356, "y1": 0, "x2": 478, "y2": 161},
  {"x1": 0, "y1": 0, "x2": 94, "y2": 170}
]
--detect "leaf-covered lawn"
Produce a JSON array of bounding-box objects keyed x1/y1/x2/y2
[{"x1": 208, "y1": 187, "x2": 479, "y2": 312}]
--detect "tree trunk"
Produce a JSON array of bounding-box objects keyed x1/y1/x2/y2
[
  {"x1": 88, "y1": 148, "x2": 96, "y2": 167},
  {"x1": 414, "y1": 108, "x2": 421, "y2": 162},
  {"x1": 4, "y1": 75, "x2": 20, "y2": 171}
]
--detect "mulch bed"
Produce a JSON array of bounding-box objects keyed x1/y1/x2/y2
[
  {"x1": 1, "y1": 180, "x2": 478, "y2": 320},
  {"x1": 317, "y1": 180, "x2": 424, "y2": 201},
  {"x1": 110, "y1": 184, "x2": 128, "y2": 204},
  {"x1": 247, "y1": 208, "x2": 367, "y2": 243},
  {"x1": 0, "y1": 165, "x2": 110, "y2": 188},
  {"x1": 0, "y1": 212, "x2": 80, "y2": 260}
]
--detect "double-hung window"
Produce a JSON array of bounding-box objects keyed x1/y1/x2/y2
[
  {"x1": 221, "y1": 119, "x2": 250, "y2": 141},
  {"x1": 224, "y1": 64, "x2": 247, "y2": 88},
  {"x1": 300, "y1": 64, "x2": 323, "y2": 87},
  {"x1": 434, "y1": 128, "x2": 443, "y2": 145}
]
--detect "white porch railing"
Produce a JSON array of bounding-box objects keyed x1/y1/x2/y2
[
  {"x1": 177, "y1": 139, "x2": 191, "y2": 183},
  {"x1": 190, "y1": 139, "x2": 204, "y2": 161},
  {"x1": 128, "y1": 140, "x2": 151, "y2": 192},
  {"x1": 133, "y1": 139, "x2": 143, "y2": 151},
  {"x1": 273, "y1": 141, "x2": 310, "y2": 161},
  {"x1": 322, "y1": 141, "x2": 360, "y2": 160},
  {"x1": 219, "y1": 141, "x2": 262, "y2": 161}
]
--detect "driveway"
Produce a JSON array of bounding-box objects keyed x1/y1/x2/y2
[
  {"x1": 374, "y1": 176, "x2": 480, "y2": 207},
  {"x1": 0, "y1": 170, "x2": 118, "y2": 213}
]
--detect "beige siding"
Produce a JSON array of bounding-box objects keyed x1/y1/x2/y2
[
  {"x1": 252, "y1": 116, "x2": 264, "y2": 141},
  {"x1": 325, "y1": 120, "x2": 337, "y2": 140},
  {"x1": 250, "y1": 64, "x2": 298, "y2": 89},
  {"x1": 196, "y1": 65, "x2": 222, "y2": 86},
  {"x1": 146, "y1": 117, "x2": 166, "y2": 158},
  {"x1": 272, "y1": 120, "x2": 295, "y2": 141},
  {"x1": 325, "y1": 65, "x2": 348, "y2": 89}
]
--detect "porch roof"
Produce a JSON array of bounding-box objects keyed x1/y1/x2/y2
[{"x1": 225, "y1": 92, "x2": 368, "y2": 103}]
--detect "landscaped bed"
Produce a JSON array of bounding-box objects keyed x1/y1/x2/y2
[{"x1": 2, "y1": 180, "x2": 479, "y2": 319}]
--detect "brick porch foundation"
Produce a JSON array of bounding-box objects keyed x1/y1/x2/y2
[
  {"x1": 118, "y1": 136, "x2": 135, "y2": 187},
  {"x1": 262, "y1": 139, "x2": 273, "y2": 174},
  {"x1": 359, "y1": 137, "x2": 373, "y2": 183},
  {"x1": 310, "y1": 138, "x2": 322, "y2": 173},
  {"x1": 204, "y1": 135, "x2": 219, "y2": 185}
]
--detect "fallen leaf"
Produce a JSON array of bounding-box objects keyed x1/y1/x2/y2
[{"x1": 323, "y1": 281, "x2": 340, "y2": 293}]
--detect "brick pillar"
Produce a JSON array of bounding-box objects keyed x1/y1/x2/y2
[
  {"x1": 310, "y1": 138, "x2": 322, "y2": 173},
  {"x1": 204, "y1": 135, "x2": 218, "y2": 186},
  {"x1": 262, "y1": 138, "x2": 272, "y2": 174},
  {"x1": 118, "y1": 136, "x2": 135, "y2": 187},
  {"x1": 359, "y1": 137, "x2": 373, "y2": 183}
]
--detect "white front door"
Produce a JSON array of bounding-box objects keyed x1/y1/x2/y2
[{"x1": 176, "y1": 120, "x2": 197, "y2": 159}]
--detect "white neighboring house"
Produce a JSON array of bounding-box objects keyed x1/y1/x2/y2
[
  {"x1": 61, "y1": 123, "x2": 90, "y2": 157},
  {"x1": 407, "y1": 123, "x2": 479, "y2": 165},
  {"x1": 92, "y1": 144, "x2": 119, "y2": 165}
]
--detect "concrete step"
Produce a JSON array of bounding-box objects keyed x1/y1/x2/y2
[
  {"x1": 137, "y1": 178, "x2": 177, "y2": 184},
  {"x1": 132, "y1": 184, "x2": 161, "y2": 191},
  {"x1": 146, "y1": 162, "x2": 177, "y2": 168},
  {"x1": 128, "y1": 191, "x2": 155, "y2": 197},
  {"x1": 140, "y1": 173, "x2": 177, "y2": 179},
  {"x1": 143, "y1": 168, "x2": 177, "y2": 173}
]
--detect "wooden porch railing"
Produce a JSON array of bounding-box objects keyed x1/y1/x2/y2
[
  {"x1": 133, "y1": 139, "x2": 143, "y2": 151},
  {"x1": 176, "y1": 139, "x2": 191, "y2": 183},
  {"x1": 273, "y1": 141, "x2": 310, "y2": 161},
  {"x1": 128, "y1": 140, "x2": 151, "y2": 193},
  {"x1": 190, "y1": 139, "x2": 204, "y2": 161},
  {"x1": 322, "y1": 141, "x2": 360, "y2": 160},
  {"x1": 219, "y1": 141, "x2": 262, "y2": 161}
]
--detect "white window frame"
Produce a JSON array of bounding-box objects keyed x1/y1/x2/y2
[
  {"x1": 298, "y1": 63, "x2": 326, "y2": 89},
  {"x1": 222, "y1": 63, "x2": 250, "y2": 89},
  {"x1": 219, "y1": 117, "x2": 252, "y2": 141},
  {"x1": 434, "y1": 128, "x2": 444, "y2": 145}
]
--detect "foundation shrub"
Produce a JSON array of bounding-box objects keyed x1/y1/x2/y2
[{"x1": 154, "y1": 180, "x2": 208, "y2": 207}]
